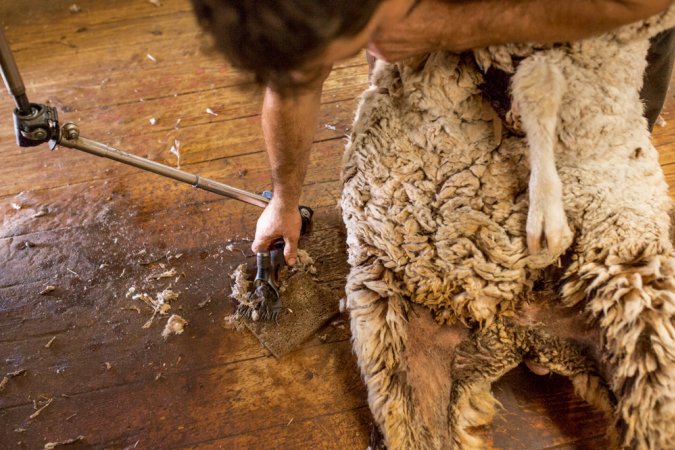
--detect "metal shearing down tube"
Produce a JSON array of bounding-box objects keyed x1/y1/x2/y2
[
  {"x1": 58, "y1": 123, "x2": 271, "y2": 209},
  {"x1": 0, "y1": 27, "x2": 31, "y2": 115},
  {"x1": 0, "y1": 25, "x2": 269, "y2": 208}
]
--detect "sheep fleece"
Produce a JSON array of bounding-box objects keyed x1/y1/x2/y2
[{"x1": 341, "y1": 8, "x2": 675, "y2": 450}]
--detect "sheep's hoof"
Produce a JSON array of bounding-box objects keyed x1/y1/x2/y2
[
  {"x1": 524, "y1": 359, "x2": 551, "y2": 376},
  {"x1": 526, "y1": 208, "x2": 573, "y2": 257}
]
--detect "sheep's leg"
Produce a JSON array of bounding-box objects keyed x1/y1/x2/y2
[
  {"x1": 347, "y1": 265, "x2": 437, "y2": 449},
  {"x1": 448, "y1": 321, "x2": 521, "y2": 450},
  {"x1": 561, "y1": 205, "x2": 675, "y2": 450},
  {"x1": 511, "y1": 55, "x2": 573, "y2": 257}
]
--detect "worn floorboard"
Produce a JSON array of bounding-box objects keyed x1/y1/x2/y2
[{"x1": 0, "y1": 1, "x2": 673, "y2": 449}]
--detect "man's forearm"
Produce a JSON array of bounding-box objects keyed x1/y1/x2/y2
[
  {"x1": 261, "y1": 85, "x2": 323, "y2": 207},
  {"x1": 419, "y1": 0, "x2": 673, "y2": 51}
]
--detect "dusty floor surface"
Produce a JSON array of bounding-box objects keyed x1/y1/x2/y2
[{"x1": 1, "y1": 0, "x2": 675, "y2": 449}]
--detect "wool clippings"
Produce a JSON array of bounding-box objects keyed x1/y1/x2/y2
[
  {"x1": 157, "y1": 289, "x2": 179, "y2": 304},
  {"x1": 162, "y1": 314, "x2": 188, "y2": 339},
  {"x1": 153, "y1": 268, "x2": 178, "y2": 280},
  {"x1": 32, "y1": 207, "x2": 49, "y2": 218},
  {"x1": 135, "y1": 289, "x2": 179, "y2": 328},
  {"x1": 29, "y1": 397, "x2": 53, "y2": 420},
  {"x1": 294, "y1": 249, "x2": 317, "y2": 275},
  {"x1": 45, "y1": 336, "x2": 56, "y2": 348},
  {"x1": 1, "y1": 368, "x2": 27, "y2": 392},
  {"x1": 44, "y1": 436, "x2": 85, "y2": 449},
  {"x1": 229, "y1": 263, "x2": 251, "y2": 305},
  {"x1": 40, "y1": 286, "x2": 56, "y2": 295},
  {"x1": 169, "y1": 140, "x2": 181, "y2": 169}
]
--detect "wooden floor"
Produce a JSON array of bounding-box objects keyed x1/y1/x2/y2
[{"x1": 1, "y1": 1, "x2": 675, "y2": 449}]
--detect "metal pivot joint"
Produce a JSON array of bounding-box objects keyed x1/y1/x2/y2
[
  {"x1": 14, "y1": 103, "x2": 60, "y2": 148},
  {"x1": 0, "y1": 28, "x2": 60, "y2": 148}
]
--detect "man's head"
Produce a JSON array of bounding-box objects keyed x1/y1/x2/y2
[{"x1": 190, "y1": 0, "x2": 413, "y2": 90}]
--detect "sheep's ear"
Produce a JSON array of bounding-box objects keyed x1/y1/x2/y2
[{"x1": 611, "y1": 4, "x2": 675, "y2": 44}]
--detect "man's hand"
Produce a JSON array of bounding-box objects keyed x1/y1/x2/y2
[{"x1": 252, "y1": 199, "x2": 301, "y2": 266}]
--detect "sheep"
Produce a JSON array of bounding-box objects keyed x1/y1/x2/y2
[
  {"x1": 341, "y1": 6, "x2": 675, "y2": 450},
  {"x1": 484, "y1": 11, "x2": 675, "y2": 259}
]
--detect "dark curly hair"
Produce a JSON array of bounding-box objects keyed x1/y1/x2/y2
[{"x1": 190, "y1": 0, "x2": 381, "y2": 90}]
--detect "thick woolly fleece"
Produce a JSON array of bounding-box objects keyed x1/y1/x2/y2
[{"x1": 342, "y1": 7, "x2": 675, "y2": 450}]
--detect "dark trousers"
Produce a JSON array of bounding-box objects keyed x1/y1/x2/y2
[{"x1": 642, "y1": 28, "x2": 675, "y2": 130}]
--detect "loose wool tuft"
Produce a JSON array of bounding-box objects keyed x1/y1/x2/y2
[{"x1": 342, "y1": 7, "x2": 675, "y2": 450}]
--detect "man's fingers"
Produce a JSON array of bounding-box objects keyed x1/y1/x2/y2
[
  {"x1": 283, "y1": 235, "x2": 298, "y2": 266},
  {"x1": 252, "y1": 234, "x2": 299, "y2": 266},
  {"x1": 251, "y1": 235, "x2": 276, "y2": 253}
]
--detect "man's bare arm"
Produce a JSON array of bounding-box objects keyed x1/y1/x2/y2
[
  {"x1": 251, "y1": 72, "x2": 328, "y2": 264},
  {"x1": 263, "y1": 86, "x2": 319, "y2": 210},
  {"x1": 370, "y1": 0, "x2": 674, "y2": 61}
]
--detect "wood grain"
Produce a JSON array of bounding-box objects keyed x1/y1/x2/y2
[{"x1": 0, "y1": 1, "x2": 673, "y2": 449}]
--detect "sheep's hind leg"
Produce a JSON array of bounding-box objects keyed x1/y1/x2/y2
[
  {"x1": 511, "y1": 55, "x2": 573, "y2": 257},
  {"x1": 348, "y1": 265, "x2": 437, "y2": 449},
  {"x1": 448, "y1": 320, "x2": 521, "y2": 449}
]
